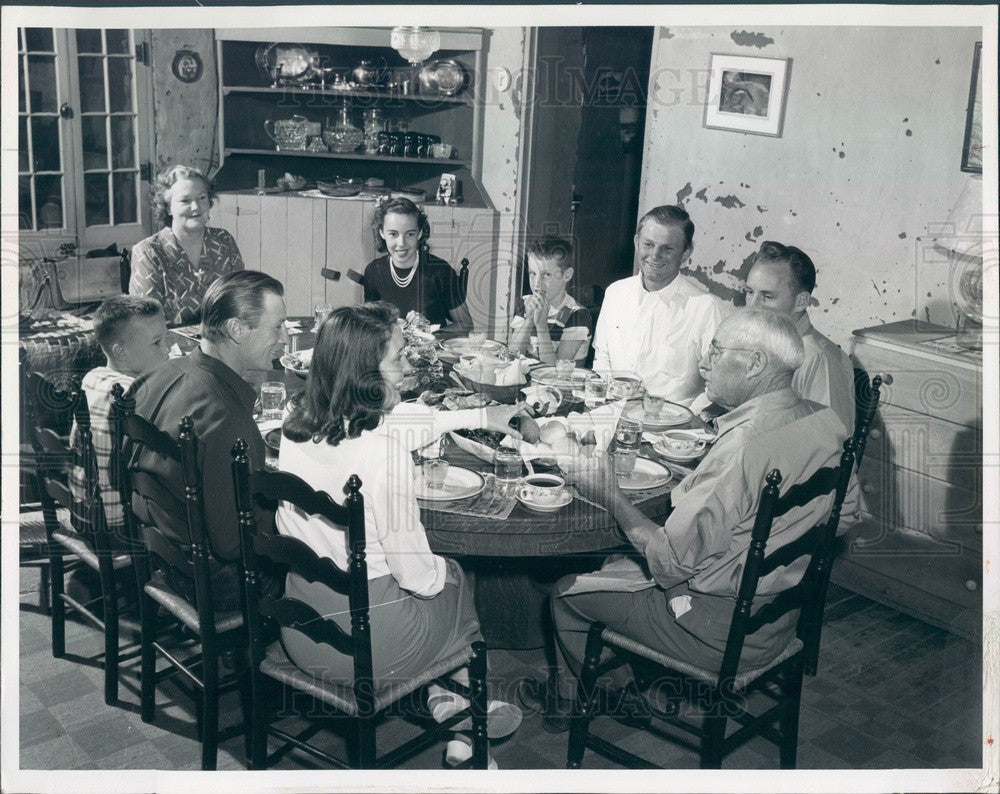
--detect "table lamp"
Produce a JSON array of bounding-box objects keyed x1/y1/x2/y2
[{"x1": 934, "y1": 174, "x2": 984, "y2": 349}]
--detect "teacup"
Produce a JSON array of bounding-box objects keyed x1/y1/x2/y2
[
  {"x1": 607, "y1": 373, "x2": 643, "y2": 400},
  {"x1": 518, "y1": 473, "x2": 566, "y2": 505}
]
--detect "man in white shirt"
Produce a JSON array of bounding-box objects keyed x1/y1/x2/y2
[
  {"x1": 592, "y1": 205, "x2": 726, "y2": 404},
  {"x1": 744, "y1": 241, "x2": 856, "y2": 433}
]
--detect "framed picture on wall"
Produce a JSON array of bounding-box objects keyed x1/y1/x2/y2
[
  {"x1": 960, "y1": 41, "x2": 982, "y2": 173},
  {"x1": 703, "y1": 54, "x2": 791, "y2": 137}
]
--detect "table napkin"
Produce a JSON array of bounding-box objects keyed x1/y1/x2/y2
[{"x1": 418, "y1": 474, "x2": 517, "y2": 520}]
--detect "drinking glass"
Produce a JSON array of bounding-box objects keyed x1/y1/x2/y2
[
  {"x1": 424, "y1": 458, "x2": 450, "y2": 490},
  {"x1": 313, "y1": 303, "x2": 333, "y2": 331},
  {"x1": 260, "y1": 382, "x2": 286, "y2": 421},
  {"x1": 584, "y1": 374, "x2": 608, "y2": 408},
  {"x1": 555, "y1": 359, "x2": 575, "y2": 378},
  {"x1": 643, "y1": 394, "x2": 665, "y2": 418},
  {"x1": 493, "y1": 448, "x2": 522, "y2": 498},
  {"x1": 613, "y1": 417, "x2": 643, "y2": 479}
]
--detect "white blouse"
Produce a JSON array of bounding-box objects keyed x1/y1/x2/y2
[{"x1": 276, "y1": 403, "x2": 491, "y2": 597}]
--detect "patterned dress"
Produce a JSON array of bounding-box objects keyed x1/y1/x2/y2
[{"x1": 129, "y1": 226, "x2": 244, "y2": 325}]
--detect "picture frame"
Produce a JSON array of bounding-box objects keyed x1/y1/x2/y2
[
  {"x1": 703, "y1": 53, "x2": 791, "y2": 137},
  {"x1": 960, "y1": 41, "x2": 982, "y2": 173}
]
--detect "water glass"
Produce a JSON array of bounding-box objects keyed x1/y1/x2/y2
[
  {"x1": 260, "y1": 382, "x2": 286, "y2": 421},
  {"x1": 493, "y1": 448, "x2": 522, "y2": 498},
  {"x1": 313, "y1": 303, "x2": 334, "y2": 331},
  {"x1": 613, "y1": 417, "x2": 643, "y2": 479},
  {"x1": 555, "y1": 359, "x2": 575, "y2": 378},
  {"x1": 643, "y1": 394, "x2": 665, "y2": 418},
  {"x1": 613, "y1": 446, "x2": 640, "y2": 478},
  {"x1": 424, "y1": 458, "x2": 450, "y2": 490},
  {"x1": 584, "y1": 374, "x2": 608, "y2": 407}
]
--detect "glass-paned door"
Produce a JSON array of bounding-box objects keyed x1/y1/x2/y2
[
  {"x1": 17, "y1": 27, "x2": 152, "y2": 251},
  {"x1": 18, "y1": 27, "x2": 71, "y2": 232}
]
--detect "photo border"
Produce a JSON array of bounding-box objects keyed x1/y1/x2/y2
[{"x1": 703, "y1": 53, "x2": 791, "y2": 138}]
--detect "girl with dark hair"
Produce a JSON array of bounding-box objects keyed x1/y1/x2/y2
[
  {"x1": 129, "y1": 164, "x2": 244, "y2": 325},
  {"x1": 361, "y1": 198, "x2": 473, "y2": 331},
  {"x1": 279, "y1": 302, "x2": 524, "y2": 766}
]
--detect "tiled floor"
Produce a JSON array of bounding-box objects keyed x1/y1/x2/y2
[{"x1": 16, "y1": 567, "x2": 984, "y2": 772}]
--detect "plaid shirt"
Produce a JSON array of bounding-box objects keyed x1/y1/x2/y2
[{"x1": 69, "y1": 367, "x2": 135, "y2": 540}]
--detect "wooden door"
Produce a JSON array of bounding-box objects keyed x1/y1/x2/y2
[
  {"x1": 450, "y1": 206, "x2": 500, "y2": 336},
  {"x1": 325, "y1": 199, "x2": 366, "y2": 309},
  {"x1": 256, "y1": 195, "x2": 327, "y2": 317}
]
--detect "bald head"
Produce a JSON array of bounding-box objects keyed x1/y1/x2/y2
[{"x1": 699, "y1": 308, "x2": 804, "y2": 408}]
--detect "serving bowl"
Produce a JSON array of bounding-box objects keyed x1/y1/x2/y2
[
  {"x1": 454, "y1": 371, "x2": 523, "y2": 405},
  {"x1": 317, "y1": 178, "x2": 363, "y2": 197}
]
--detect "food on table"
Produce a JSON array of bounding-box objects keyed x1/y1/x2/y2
[
  {"x1": 539, "y1": 421, "x2": 568, "y2": 446},
  {"x1": 511, "y1": 414, "x2": 540, "y2": 444},
  {"x1": 452, "y1": 428, "x2": 507, "y2": 451},
  {"x1": 550, "y1": 435, "x2": 581, "y2": 457},
  {"x1": 281, "y1": 347, "x2": 313, "y2": 374}
]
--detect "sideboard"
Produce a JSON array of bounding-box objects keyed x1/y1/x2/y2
[{"x1": 833, "y1": 320, "x2": 984, "y2": 641}]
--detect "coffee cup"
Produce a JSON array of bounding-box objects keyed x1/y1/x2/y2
[{"x1": 518, "y1": 473, "x2": 565, "y2": 505}]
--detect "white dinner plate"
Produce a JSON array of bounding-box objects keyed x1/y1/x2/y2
[
  {"x1": 530, "y1": 366, "x2": 592, "y2": 389},
  {"x1": 440, "y1": 337, "x2": 505, "y2": 359},
  {"x1": 626, "y1": 401, "x2": 693, "y2": 430},
  {"x1": 617, "y1": 457, "x2": 674, "y2": 490},
  {"x1": 415, "y1": 465, "x2": 486, "y2": 501},
  {"x1": 517, "y1": 490, "x2": 573, "y2": 512}
]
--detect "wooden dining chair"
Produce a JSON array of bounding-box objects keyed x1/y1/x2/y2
[
  {"x1": 31, "y1": 381, "x2": 140, "y2": 705},
  {"x1": 231, "y1": 438, "x2": 490, "y2": 770},
  {"x1": 565, "y1": 438, "x2": 858, "y2": 770},
  {"x1": 852, "y1": 368, "x2": 889, "y2": 469},
  {"x1": 19, "y1": 368, "x2": 80, "y2": 611},
  {"x1": 111, "y1": 384, "x2": 250, "y2": 770}
]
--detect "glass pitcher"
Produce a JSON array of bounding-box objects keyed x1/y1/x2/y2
[{"x1": 263, "y1": 114, "x2": 309, "y2": 151}]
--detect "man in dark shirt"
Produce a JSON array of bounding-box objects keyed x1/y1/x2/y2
[{"x1": 129, "y1": 269, "x2": 288, "y2": 610}]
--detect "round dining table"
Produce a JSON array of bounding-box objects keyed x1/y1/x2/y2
[
  {"x1": 420, "y1": 443, "x2": 675, "y2": 649},
  {"x1": 234, "y1": 321, "x2": 701, "y2": 650}
]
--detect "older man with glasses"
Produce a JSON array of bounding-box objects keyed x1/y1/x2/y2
[{"x1": 519, "y1": 308, "x2": 856, "y2": 731}]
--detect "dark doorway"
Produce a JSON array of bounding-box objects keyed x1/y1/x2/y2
[{"x1": 522, "y1": 27, "x2": 653, "y2": 304}]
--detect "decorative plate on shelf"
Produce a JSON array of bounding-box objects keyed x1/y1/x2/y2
[{"x1": 417, "y1": 59, "x2": 466, "y2": 96}]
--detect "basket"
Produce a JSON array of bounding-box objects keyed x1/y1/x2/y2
[{"x1": 454, "y1": 371, "x2": 523, "y2": 404}]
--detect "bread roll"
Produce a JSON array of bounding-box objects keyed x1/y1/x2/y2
[
  {"x1": 538, "y1": 421, "x2": 568, "y2": 445},
  {"x1": 550, "y1": 435, "x2": 581, "y2": 457}
]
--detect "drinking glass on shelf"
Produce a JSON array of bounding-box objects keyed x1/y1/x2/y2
[
  {"x1": 424, "y1": 458, "x2": 450, "y2": 490},
  {"x1": 493, "y1": 448, "x2": 522, "y2": 498},
  {"x1": 260, "y1": 382, "x2": 287, "y2": 421}
]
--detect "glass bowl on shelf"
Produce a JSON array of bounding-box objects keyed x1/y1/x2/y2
[{"x1": 323, "y1": 105, "x2": 363, "y2": 153}]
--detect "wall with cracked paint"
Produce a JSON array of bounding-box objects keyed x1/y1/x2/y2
[
  {"x1": 150, "y1": 30, "x2": 219, "y2": 176},
  {"x1": 639, "y1": 26, "x2": 982, "y2": 348}
]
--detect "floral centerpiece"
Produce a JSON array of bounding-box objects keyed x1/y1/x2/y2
[{"x1": 397, "y1": 311, "x2": 447, "y2": 394}]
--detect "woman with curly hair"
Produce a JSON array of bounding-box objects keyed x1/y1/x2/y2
[
  {"x1": 129, "y1": 165, "x2": 244, "y2": 325},
  {"x1": 362, "y1": 197, "x2": 472, "y2": 332},
  {"x1": 278, "y1": 301, "x2": 522, "y2": 766}
]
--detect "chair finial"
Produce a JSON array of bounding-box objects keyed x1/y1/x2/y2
[{"x1": 765, "y1": 469, "x2": 783, "y2": 487}]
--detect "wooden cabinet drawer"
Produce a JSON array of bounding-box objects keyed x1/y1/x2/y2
[
  {"x1": 863, "y1": 404, "x2": 983, "y2": 488},
  {"x1": 857, "y1": 455, "x2": 982, "y2": 550},
  {"x1": 853, "y1": 339, "x2": 981, "y2": 426}
]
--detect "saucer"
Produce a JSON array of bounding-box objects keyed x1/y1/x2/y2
[
  {"x1": 652, "y1": 433, "x2": 707, "y2": 462},
  {"x1": 627, "y1": 401, "x2": 693, "y2": 430},
  {"x1": 517, "y1": 490, "x2": 573, "y2": 513}
]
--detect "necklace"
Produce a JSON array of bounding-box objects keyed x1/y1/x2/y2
[{"x1": 390, "y1": 257, "x2": 419, "y2": 289}]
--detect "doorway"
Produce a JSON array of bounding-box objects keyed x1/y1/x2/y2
[{"x1": 521, "y1": 26, "x2": 653, "y2": 304}]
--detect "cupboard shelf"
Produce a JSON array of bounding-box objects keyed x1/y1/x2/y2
[
  {"x1": 224, "y1": 147, "x2": 471, "y2": 166},
  {"x1": 222, "y1": 85, "x2": 473, "y2": 106}
]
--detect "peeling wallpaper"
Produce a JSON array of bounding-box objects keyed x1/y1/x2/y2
[
  {"x1": 150, "y1": 30, "x2": 218, "y2": 176},
  {"x1": 639, "y1": 26, "x2": 983, "y2": 349}
]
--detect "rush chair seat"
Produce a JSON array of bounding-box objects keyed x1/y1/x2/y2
[
  {"x1": 566, "y1": 438, "x2": 858, "y2": 770},
  {"x1": 111, "y1": 384, "x2": 250, "y2": 771},
  {"x1": 31, "y1": 381, "x2": 139, "y2": 705},
  {"x1": 231, "y1": 439, "x2": 489, "y2": 770}
]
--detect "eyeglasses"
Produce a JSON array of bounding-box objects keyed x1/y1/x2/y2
[{"x1": 706, "y1": 341, "x2": 758, "y2": 363}]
